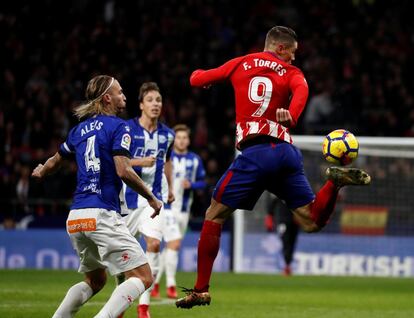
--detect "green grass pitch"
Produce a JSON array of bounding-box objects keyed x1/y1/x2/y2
[{"x1": 1, "y1": 270, "x2": 413, "y2": 317}]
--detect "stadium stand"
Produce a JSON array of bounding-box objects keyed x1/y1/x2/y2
[{"x1": 1, "y1": 0, "x2": 413, "y2": 228}]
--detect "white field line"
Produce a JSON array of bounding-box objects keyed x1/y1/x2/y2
[{"x1": 0, "y1": 298, "x2": 176, "y2": 308}]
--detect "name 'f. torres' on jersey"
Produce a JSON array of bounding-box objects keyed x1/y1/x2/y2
[{"x1": 190, "y1": 51, "x2": 308, "y2": 146}]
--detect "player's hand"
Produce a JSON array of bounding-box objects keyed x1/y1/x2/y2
[
  {"x1": 182, "y1": 179, "x2": 192, "y2": 189},
  {"x1": 148, "y1": 197, "x2": 163, "y2": 218},
  {"x1": 141, "y1": 156, "x2": 156, "y2": 167},
  {"x1": 276, "y1": 108, "x2": 293, "y2": 128},
  {"x1": 167, "y1": 190, "x2": 175, "y2": 204},
  {"x1": 31, "y1": 164, "x2": 44, "y2": 179}
]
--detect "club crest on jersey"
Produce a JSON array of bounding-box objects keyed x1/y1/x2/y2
[
  {"x1": 158, "y1": 135, "x2": 167, "y2": 144},
  {"x1": 121, "y1": 134, "x2": 131, "y2": 150}
]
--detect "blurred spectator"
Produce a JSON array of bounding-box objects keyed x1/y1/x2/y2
[
  {"x1": 303, "y1": 85, "x2": 335, "y2": 134},
  {"x1": 0, "y1": 215, "x2": 16, "y2": 230},
  {"x1": 16, "y1": 165, "x2": 31, "y2": 214},
  {"x1": 1, "y1": 0, "x2": 414, "y2": 227}
]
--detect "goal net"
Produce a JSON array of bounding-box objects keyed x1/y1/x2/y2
[{"x1": 233, "y1": 136, "x2": 414, "y2": 277}]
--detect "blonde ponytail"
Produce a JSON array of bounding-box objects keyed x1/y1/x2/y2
[{"x1": 74, "y1": 75, "x2": 114, "y2": 120}]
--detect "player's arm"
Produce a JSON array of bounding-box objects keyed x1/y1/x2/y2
[
  {"x1": 187, "y1": 158, "x2": 207, "y2": 190},
  {"x1": 31, "y1": 152, "x2": 64, "y2": 179},
  {"x1": 114, "y1": 155, "x2": 162, "y2": 218},
  {"x1": 285, "y1": 73, "x2": 309, "y2": 128},
  {"x1": 190, "y1": 57, "x2": 243, "y2": 88},
  {"x1": 33, "y1": 132, "x2": 75, "y2": 179},
  {"x1": 130, "y1": 156, "x2": 156, "y2": 167},
  {"x1": 186, "y1": 179, "x2": 207, "y2": 190},
  {"x1": 164, "y1": 159, "x2": 175, "y2": 204},
  {"x1": 183, "y1": 177, "x2": 207, "y2": 190},
  {"x1": 164, "y1": 143, "x2": 175, "y2": 204}
]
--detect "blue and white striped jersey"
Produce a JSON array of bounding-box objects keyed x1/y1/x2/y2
[
  {"x1": 169, "y1": 150, "x2": 206, "y2": 213},
  {"x1": 122, "y1": 118, "x2": 175, "y2": 209},
  {"x1": 59, "y1": 115, "x2": 132, "y2": 212}
]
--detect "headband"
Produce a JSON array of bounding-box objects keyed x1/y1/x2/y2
[{"x1": 99, "y1": 77, "x2": 114, "y2": 97}]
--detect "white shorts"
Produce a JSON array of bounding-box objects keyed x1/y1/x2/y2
[
  {"x1": 124, "y1": 204, "x2": 165, "y2": 241},
  {"x1": 173, "y1": 209, "x2": 190, "y2": 237},
  {"x1": 162, "y1": 208, "x2": 183, "y2": 242},
  {"x1": 67, "y1": 208, "x2": 147, "y2": 276},
  {"x1": 123, "y1": 204, "x2": 182, "y2": 243}
]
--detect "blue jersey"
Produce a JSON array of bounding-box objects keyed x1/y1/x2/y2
[
  {"x1": 170, "y1": 151, "x2": 206, "y2": 213},
  {"x1": 59, "y1": 115, "x2": 132, "y2": 212},
  {"x1": 122, "y1": 119, "x2": 175, "y2": 209}
]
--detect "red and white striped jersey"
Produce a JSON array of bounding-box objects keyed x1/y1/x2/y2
[{"x1": 190, "y1": 51, "x2": 308, "y2": 147}]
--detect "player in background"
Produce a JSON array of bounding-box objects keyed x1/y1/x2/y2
[
  {"x1": 32, "y1": 75, "x2": 162, "y2": 318},
  {"x1": 117, "y1": 82, "x2": 179, "y2": 318},
  {"x1": 264, "y1": 192, "x2": 299, "y2": 276},
  {"x1": 151, "y1": 124, "x2": 207, "y2": 299},
  {"x1": 176, "y1": 25, "x2": 371, "y2": 309}
]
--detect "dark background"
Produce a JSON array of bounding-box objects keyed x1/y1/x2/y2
[{"x1": 1, "y1": 0, "x2": 413, "y2": 228}]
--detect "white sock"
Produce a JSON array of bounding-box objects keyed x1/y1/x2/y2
[
  {"x1": 139, "y1": 251, "x2": 159, "y2": 305},
  {"x1": 165, "y1": 249, "x2": 178, "y2": 287},
  {"x1": 154, "y1": 249, "x2": 166, "y2": 285},
  {"x1": 94, "y1": 277, "x2": 145, "y2": 318},
  {"x1": 52, "y1": 281, "x2": 93, "y2": 318}
]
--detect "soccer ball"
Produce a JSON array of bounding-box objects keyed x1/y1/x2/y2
[{"x1": 322, "y1": 129, "x2": 359, "y2": 166}]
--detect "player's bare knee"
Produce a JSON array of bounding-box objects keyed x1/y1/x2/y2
[
  {"x1": 205, "y1": 206, "x2": 217, "y2": 221},
  {"x1": 143, "y1": 274, "x2": 154, "y2": 290},
  {"x1": 126, "y1": 263, "x2": 153, "y2": 289},
  {"x1": 146, "y1": 238, "x2": 161, "y2": 252},
  {"x1": 167, "y1": 240, "x2": 181, "y2": 250},
  {"x1": 206, "y1": 200, "x2": 234, "y2": 223},
  {"x1": 86, "y1": 275, "x2": 107, "y2": 294}
]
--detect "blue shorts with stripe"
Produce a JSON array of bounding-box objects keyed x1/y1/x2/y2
[{"x1": 213, "y1": 141, "x2": 315, "y2": 211}]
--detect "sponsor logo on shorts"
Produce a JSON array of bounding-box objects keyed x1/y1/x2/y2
[
  {"x1": 126, "y1": 295, "x2": 133, "y2": 303},
  {"x1": 121, "y1": 252, "x2": 130, "y2": 262},
  {"x1": 67, "y1": 218, "x2": 97, "y2": 233}
]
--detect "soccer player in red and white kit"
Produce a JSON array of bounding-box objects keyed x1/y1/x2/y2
[{"x1": 176, "y1": 26, "x2": 371, "y2": 309}]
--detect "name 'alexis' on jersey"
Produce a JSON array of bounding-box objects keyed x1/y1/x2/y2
[{"x1": 59, "y1": 115, "x2": 132, "y2": 213}]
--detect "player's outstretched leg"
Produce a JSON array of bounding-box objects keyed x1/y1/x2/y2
[
  {"x1": 175, "y1": 287, "x2": 211, "y2": 309},
  {"x1": 326, "y1": 167, "x2": 371, "y2": 187}
]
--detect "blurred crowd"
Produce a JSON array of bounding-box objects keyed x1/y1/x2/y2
[{"x1": 1, "y1": 0, "x2": 413, "y2": 228}]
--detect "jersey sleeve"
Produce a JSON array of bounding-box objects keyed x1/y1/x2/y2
[
  {"x1": 112, "y1": 121, "x2": 132, "y2": 158},
  {"x1": 287, "y1": 71, "x2": 309, "y2": 127},
  {"x1": 58, "y1": 128, "x2": 75, "y2": 158},
  {"x1": 191, "y1": 155, "x2": 207, "y2": 190},
  {"x1": 166, "y1": 130, "x2": 175, "y2": 161},
  {"x1": 190, "y1": 56, "x2": 244, "y2": 87}
]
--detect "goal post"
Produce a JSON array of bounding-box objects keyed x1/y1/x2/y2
[{"x1": 233, "y1": 136, "x2": 414, "y2": 277}]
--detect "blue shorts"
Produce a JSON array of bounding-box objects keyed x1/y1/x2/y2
[{"x1": 213, "y1": 142, "x2": 315, "y2": 210}]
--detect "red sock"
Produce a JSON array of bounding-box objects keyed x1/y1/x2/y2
[
  {"x1": 194, "y1": 220, "x2": 222, "y2": 292},
  {"x1": 310, "y1": 180, "x2": 338, "y2": 228},
  {"x1": 138, "y1": 304, "x2": 149, "y2": 316}
]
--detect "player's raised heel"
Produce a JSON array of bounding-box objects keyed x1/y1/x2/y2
[
  {"x1": 150, "y1": 283, "x2": 160, "y2": 298},
  {"x1": 138, "y1": 304, "x2": 151, "y2": 318},
  {"x1": 167, "y1": 285, "x2": 178, "y2": 299},
  {"x1": 326, "y1": 167, "x2": 371, "y2": 187},
  {"x1": 175, "y1": 288, "x2": 211, "y2": 309}
]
